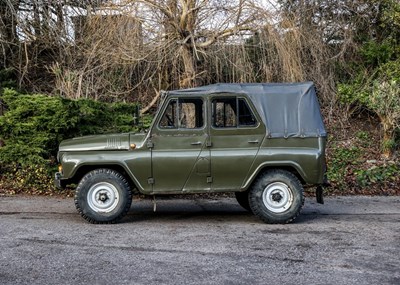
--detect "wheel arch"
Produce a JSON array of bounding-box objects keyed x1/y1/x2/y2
[
  {"x1": 67, "y1": 164, "x2": 139, "y2": 191},
  {"x1": 243, "y1": 163, "x2": 307, "y2": 190}
]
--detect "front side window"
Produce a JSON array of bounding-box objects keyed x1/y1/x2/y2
[
  {"x1": 159, "y1": 98, "x2": 204, "y2": 129},
  {"x1": 212, "y1": 97, "x2": 257, "y2": 128}
]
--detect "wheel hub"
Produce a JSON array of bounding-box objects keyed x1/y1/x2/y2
[
  {"x1": 99, "y1": 192, "x2": 109, "y2": 202},
  {"x1": 262, "y1": 182, "x2": 294, "y2": 213},
  {"x1": 272, "y1": 192, "x2": 283, "y2": 202},
  {"x1": 87, "y1": 182, "x2": 119, "y2": 213}
]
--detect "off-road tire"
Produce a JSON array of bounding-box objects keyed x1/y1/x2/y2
[
  {"x1": 235, "y1": 191, "x2": 251, "y2": 211},
  {"x1": 75, "y1": 169, "x2": 132, "y2": 224},
  {"x1": 249, "y1": 169, "x2": 304, "y2": 224}
]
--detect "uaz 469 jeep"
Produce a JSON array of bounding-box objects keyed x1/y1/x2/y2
[{"x1": 55, "y1": 82, "x2": 327, "y2": 224}]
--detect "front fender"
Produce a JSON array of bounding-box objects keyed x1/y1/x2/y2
[{"x1": 58, "y1": 151, "x2": 149, "y2": 192}]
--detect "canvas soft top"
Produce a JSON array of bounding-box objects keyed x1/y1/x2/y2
[{"x1": 166, "y1": 82, "x2": 326, "y2": 138}]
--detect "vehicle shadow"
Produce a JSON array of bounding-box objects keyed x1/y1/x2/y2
[
  {"x1": 121, "y1": 199, "x2": 325, "y2": 224},
  {"x1": 123, "y1": 210, "x2": 254, "y2": 224},
  {"x1": 121, "y1": 198, "x2": 248, "y2": 223}
]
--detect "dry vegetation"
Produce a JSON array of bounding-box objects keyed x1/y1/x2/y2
[
  {"x1": 1, "y1": 0, "x2": 399, "y2": 195},
  {"x1": 1, "y1": 0, "x2": 342, "y2": 106}
]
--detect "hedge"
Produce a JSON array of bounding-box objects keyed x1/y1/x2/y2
[{"x1": 0, "y1": 88, "x2": 148, "y2": 194}]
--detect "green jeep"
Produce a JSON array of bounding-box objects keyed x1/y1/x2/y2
[{"x1": 55, "y1": 82, "x2": 328, "y2": 224}]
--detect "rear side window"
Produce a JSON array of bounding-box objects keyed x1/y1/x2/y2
[
  {"x1": 212, "y1": 97, "x2": 257, "y2": 128},
  {"x1": 159, "y1": 98, "x2": 204, "y2": 129}
]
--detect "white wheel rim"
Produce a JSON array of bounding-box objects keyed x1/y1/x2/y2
[
  {"x1": 87, "y1": 182, "x2": 119, "y2": 213},
  {"x1": 262, "y1": 182, "x2": 293, "y2": 213}
]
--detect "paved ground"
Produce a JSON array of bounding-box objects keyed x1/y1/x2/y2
[{"x1": 0, "y1": 195, "x2": 400, "y2": 285}]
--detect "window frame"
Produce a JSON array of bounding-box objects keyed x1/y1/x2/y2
[
  {"x1": 157, "y1": 97, "x2": 205, "y2": 130},
  {"x1": 211, "y1": 96, "x2": 258, "y2": 129}
]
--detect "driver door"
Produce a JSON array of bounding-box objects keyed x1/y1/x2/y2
[{"x1": 150, "y1": 97, "x2": 211, "y2": 192}]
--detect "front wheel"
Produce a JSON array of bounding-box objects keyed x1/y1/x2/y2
[
  {"x1": 75, "y1": 169, "x2": 132, "y2": 224},
  {"x1": 249, "y1": 170, "x2": 304, "y2": 224}
]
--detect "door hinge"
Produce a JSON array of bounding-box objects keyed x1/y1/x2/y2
[
  {"x1": 207, "y1": 176, "x2": 213, "y2": 183},
  {"x1": 147, "y1": 141, "x2": 154, "y2": 148},
  {"x1": 148, "y1": 177, "x2": 155, "y2": 185}
]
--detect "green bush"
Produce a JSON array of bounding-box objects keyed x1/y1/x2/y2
[
  {"x1": 355, "y1": 163, "x2": 400, "y2": 188},
  {"x1": 327, "y1": 145, "x2": 362, "y2": 190},
  {"x1": 337, "y1": 0, "x2": 400, "y2": 157},
  {"x1": 327, "y1": 130, "x2": 400, "y2": 194},
  {"x1": 360, "y1": 39, "x2": 396, "y2": 67},
  {"x1": 0, "y1": 88, "x2": 151, "y2": 194},
  {"x1": 338, "y1": 60, "x2": 400, "y2": 157}
]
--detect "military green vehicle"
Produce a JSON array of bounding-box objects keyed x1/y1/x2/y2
[{"x1": 55, "y1": 82, "x2": 328, "y2": 224}]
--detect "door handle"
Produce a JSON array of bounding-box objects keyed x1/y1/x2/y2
[
  {"x1": 248, "y1": 140, "x2": 259, "y2": 144},
  {"x1": 191, "y1": 142, "x2": 202, "y2": 145}
]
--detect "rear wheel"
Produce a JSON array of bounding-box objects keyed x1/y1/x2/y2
[
  {"x1": 249, "y1": 169, "x2": 304, "y2": 224},
  {"x1": 75, "y1": 169, "x2": 132, "y2": 224}
]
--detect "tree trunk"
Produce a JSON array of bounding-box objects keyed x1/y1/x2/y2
[
  {"x1": 178, "y1": 0, "x2": 197, "y2": 88},
  {"x1": 179, "y1": 45, "x2": 196, "y2": 88}
]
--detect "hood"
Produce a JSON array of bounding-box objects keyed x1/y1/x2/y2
[{"x1": 59, "y1": 133, "x2": 147, "y2": 152}]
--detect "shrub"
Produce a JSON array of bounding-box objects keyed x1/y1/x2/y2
[
  {"x1": 355, "y1": 163, "x2": 399, "y2": 188},
  {"x1": 0, "y1": 88, "x2": 150, "y2": 194},
  {"x1": 337, "y1": 59, "x2": 400, "y2": 157},
  {"x1": 327, "y1": 145, "x2": 362, "y2": 190}
]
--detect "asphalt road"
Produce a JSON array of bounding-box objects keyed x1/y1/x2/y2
[{"x1": 1, "y1": 195, "x2": 400, "y2": 285}]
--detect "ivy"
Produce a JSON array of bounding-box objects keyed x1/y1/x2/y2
[{"x1": 355, "y1": 164, "x2": 400, "y2": 188}]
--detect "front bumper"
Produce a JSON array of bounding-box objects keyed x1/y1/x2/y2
[{"x1": 54, "y1": 172, "x2": 64, "y2": 189}]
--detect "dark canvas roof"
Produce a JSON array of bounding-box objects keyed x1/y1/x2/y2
[{"x1": 167, "y1": 82, "x2": 327, "y2": 138}]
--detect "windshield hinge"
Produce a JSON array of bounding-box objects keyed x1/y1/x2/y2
[{"x1": 147, "y1": 140, "x2": 154, "y2": 148}]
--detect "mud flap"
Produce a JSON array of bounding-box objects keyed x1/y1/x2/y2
[{"x1": 316, "y1": 185, "x2": 324, "y2": 204}]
